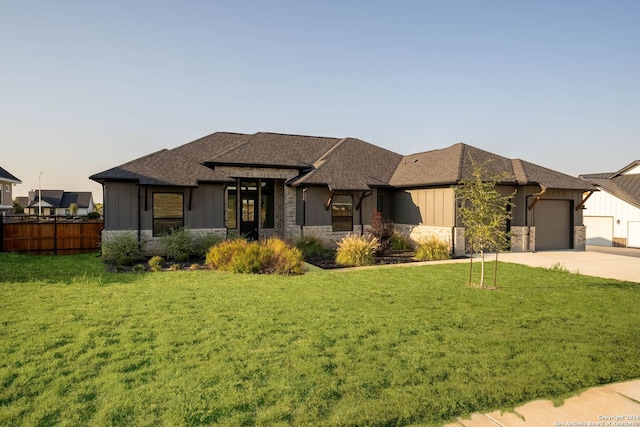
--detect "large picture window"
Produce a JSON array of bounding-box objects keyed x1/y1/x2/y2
[
  {"x1": 153, "y1": 193, "x2": 184, "y2": 236},
  {"x1": 332, "y1": 194, "x2": 353, "y2": 232}
]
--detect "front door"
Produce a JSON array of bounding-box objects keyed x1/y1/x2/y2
[{"x1": 240, "y1": 180, "x2": 259, "y2": 240}]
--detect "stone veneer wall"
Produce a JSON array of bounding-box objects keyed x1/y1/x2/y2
[
  {"x1": 393, "y1": 224, "x2": 464, "y2": 255},
  {"x1": 299, "y1": 225, "x2": 365, "y2": 248},
  {"x1": 509, "y1": 226, "x2": 534, "y2": 252},
  {"x1": 574, "y1": 225, "x2": 586, "y2": 251}
]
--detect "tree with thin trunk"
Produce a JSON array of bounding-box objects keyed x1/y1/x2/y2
[{"x1": 455, "y1": 157, "x2": 514, "y2": 288}]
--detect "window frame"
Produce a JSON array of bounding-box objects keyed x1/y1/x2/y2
[
  {"x1": 152, "y1": 192, "x2": 184, "y2": 236},
  {"x1": 331, "y1": 194, "x2": 353, "y2": 232}
]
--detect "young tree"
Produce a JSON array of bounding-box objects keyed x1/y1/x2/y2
[
  {"x1": 455, "y1": 157, "x2": 515, "y2": 288},
  {"x1": 69, "y1": 203, "x2": 79, "y2": 216}
]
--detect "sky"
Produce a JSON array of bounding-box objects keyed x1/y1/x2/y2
[{"x1": 3, "y1": 0, "x2": 639, "y2": 204}]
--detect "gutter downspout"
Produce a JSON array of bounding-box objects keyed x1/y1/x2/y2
[
  {"x1": 301, "y1": 187, "x2": 307, "y2": 237},
  {"x1": 137, "y1": 186, "x2": 142, "y2": 245}
]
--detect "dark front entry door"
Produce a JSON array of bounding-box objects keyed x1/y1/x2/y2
[{"x1": 240, "y1": 181, "x2": 259, "y2": 240}]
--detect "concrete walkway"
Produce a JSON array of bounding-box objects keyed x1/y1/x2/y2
[
  {"x1": 498, "y1": 246, "x2": 640, "y2": 283},
  {"x1": 443, "y1": 379, "x2": 640, "y2": 427},
  {"x1": 444, "y1": 247, "x2": 640, "y2": 426}
]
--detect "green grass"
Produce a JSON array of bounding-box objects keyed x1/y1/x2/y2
[{"x1": 0, "y1": 252, "x2": 639, "y2": 426}]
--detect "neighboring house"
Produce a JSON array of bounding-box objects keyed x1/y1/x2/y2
[
  {"x1": 580, "y1": 161, "x2": 640, "y2": 248},
  {"x1": 0, "y1": 167, "x2": 21, "y2": 214},
  {"x1": 23, "y1": 190, "x2": 96, "y2": 216},
  {"x1": 90, "y1": 131, "x2": 594, "y2": 255}
]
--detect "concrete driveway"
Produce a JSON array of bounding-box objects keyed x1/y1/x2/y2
[
  {"x1": 498, "y1": 245, "x2": 640, "y2": 283},
  {"x1": 444, "y1": 246, "x2": 640, "y2": 426}
]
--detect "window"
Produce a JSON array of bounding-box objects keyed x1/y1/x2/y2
[
  {"x1": 226, "y1": 184, "x2": 237, "y2": 229},
  {"x1": 153, "y1": 193, "x2": 184, "y2": 236},
  {"x1": 261, "y1": 180, "x2": 274, "y2": 228},
  {"x1": 332, "y1": 194, "x2": 353, "y2": 232},
  {"x1": 377, "y1": 195, "x2": 384, "y2": 213}
]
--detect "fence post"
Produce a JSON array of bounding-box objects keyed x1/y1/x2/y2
[
  {"x1": 0, "y1": 214, "x2": 4, "y2": 252},
  {"x1": 54, "y1": 216, "x2": 58, "y2": 255}
]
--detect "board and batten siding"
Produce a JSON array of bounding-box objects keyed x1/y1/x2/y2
[
  {"x1": 104, "y1": 182, "x2": 139, "y2": 230},
  {"x1": 104, "y1": 183, "x2": 226, "y2": 231},
  {"x1": 583, "y1": 188, "x2": 640, "y2": 246},
  {"x1": 393, "y1": 188, "x2": 455, "y2": 227}
]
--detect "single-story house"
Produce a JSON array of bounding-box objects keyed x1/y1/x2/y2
[
  {"x1": 580, "y1": 161, "x2": 640, "y2": 248},
  {"x1": 90, "y1": 131, "x2": 594, "y2": 256},
  {"x1": 20, "y1": 190, "x2": 96, "y2": 216},
  {"x1": 0, "y1": 167, "x2": 21, "y2": 214}
]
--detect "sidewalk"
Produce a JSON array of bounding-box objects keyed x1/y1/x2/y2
[
  {"x1": 444, "y1": 248, "x2": 640, "y2": 426},
  {"x1": 498, "y1": 248, "x2": 640, "y2": 283},
  {"x1": 443, "y1": 379, "x2": 640, "y2": 427}
]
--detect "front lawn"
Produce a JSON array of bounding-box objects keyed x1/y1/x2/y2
[{"x1": 0, "y1": 253, "x2": 638, "y2": 426}]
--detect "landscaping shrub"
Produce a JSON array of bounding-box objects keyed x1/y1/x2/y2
[
  {"x1": 415, "y1": 237, "x2": 451, "y2": 261},
  {"x1": 160, "y1": 227, "x2": 193, "y2": 262},
  {"x1": 366, "y1": 209, "x2": 394, "y2": 255},
  {"x1": 192, "y1": 232, "x2": 223, "y2": 258},
  {"x1": 229, "y1": 242, "x2": 263, "y2": 273},
  {"x1": 261, "y1": 237, "x2": 305, "y2": 275},
  {"x1": 335, "y1": 234, "x2": 379, "y2": 267},
  {"x1": 205, "y1": 239, "x2": 249, "y2": 272},
  {"x1": 389, "y1": 232, "x2": 412, "y2": 251},
  {"x1": 205, "y1": 238, "x2": 305, "y2": 275},
  {"x1": 148, "y1": 256, "x2": 165, "y2": 272},
  {"x1": 101, "y1": 231, "x2": 144, "y2": 266},
  {"x1": 295, "y1": 235, "x2": 326, "y2": 257}
]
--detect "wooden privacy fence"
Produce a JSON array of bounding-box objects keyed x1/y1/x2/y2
[{"x1": 1, "y1": 215, "x2": 103, "y2": 254}]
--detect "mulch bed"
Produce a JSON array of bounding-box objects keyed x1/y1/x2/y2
[{"x1": 304, "y1": 250, "x2": 419, "y2": 269}]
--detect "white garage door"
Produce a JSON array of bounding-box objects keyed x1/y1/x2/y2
[
  {"x1": 535, "y1": 200, "x2": 571, "y2": 250},
  {"x1": 628, "y1": 222, "x2": 640, "y2": 248},
  {"x1": 584, "y1": 216, "x2": 614, "y2": 246}
]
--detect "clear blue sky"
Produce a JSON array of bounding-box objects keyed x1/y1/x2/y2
[{"x1": 3, "y1": 0, "x2": 639, "y2": 203}]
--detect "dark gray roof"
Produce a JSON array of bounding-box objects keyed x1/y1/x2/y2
[
  {"x1": 170, "y1": 132, "x2": 249, "y2": 163},
  {"x1": 27, "y1": 190, "x2": 93, "y2": 208},
  {"x1": 91, "y1": 134, "x2": 592, "y2": 192},
  {"x1": 289, "y1": 138, "x2": 403, "y2": 191},
  {"x1": 90, "y1": 149, "x2": 234, "y2": 186},
  {"x1": 391, "y1": 143, "x2": 594, "y2": 191},
  {"x1": 207, "y1": 132, "x2": 343, "y2": 168},
  {"x1": 0, "y1": 166, "x2": 21, "y2": 183},
  {"x1": 580, "y1": 160, "x2": 640, "y2": 209}
]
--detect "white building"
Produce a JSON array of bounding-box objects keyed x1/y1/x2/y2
[{"x1": 580, "y1": 161, "x2": 640, "y2": 248}]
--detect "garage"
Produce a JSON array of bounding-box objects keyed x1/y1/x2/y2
[
  {"x1": 534, "y1": 200, "x2": 572, "y2": 250},
  {"x1": 584, "y1": 216, "x2": 614, "y2": 246},
  {"x1": 628, "y1": 222, "x2": 640, "y2": 248}
]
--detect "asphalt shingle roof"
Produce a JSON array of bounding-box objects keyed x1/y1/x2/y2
[
  {"x1": 90, "y1": 149, "x2": 234, "y2": 186},
  {"x1": 289, "y1": 138, "x2": 403, "y2": 191},
  {"x1": 27, "y1": 190, "x2": 93, "y2": 208},
  {"x1": 91, "y1": 134, "x2": 592, "y2": 192},
  {"x1": 391, "y1": 143, "x2": 593, "y2": 190},
  {"x1": 207, "y1": 132, "x2": 344, "y2": 168},
  {"x1": 0, "y1": 166, "x2": 21, "y2": 183}
]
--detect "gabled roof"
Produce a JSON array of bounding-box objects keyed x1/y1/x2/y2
[
  {"x1": 288, "y1": 138, "x2": 403, "y2": 191},
  {"x1": 207, "y1": 132, "x2": 344, "y2": 169},
  {"x1": 91, "y1": 134, "x2": 592, "y2": 192},
  {"x1": 391, "y1": 143, "x2": 594, "y2": 190},
  {"x1": 27, "y1": 190, "x2": 94, "y2": 208},
  {"x1": 90, "y1": 149, "x2": 234, "y2": 186},
  {"x1": 0, "y1": 166, "x2": 21, "y2": 183},
  {"x1": 580, "y1": 160, "x2": 640, "y2": 209}
]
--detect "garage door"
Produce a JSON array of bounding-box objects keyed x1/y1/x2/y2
[
  {"x1": 584, "y1": 216, "x2": 614, "y2": 246},
  {"x1": 534, "y1": 200, "x2": 571, "y2": 250},
  {"x1": 628, "y1": 222, "x2": 640, "y2": 248}
]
